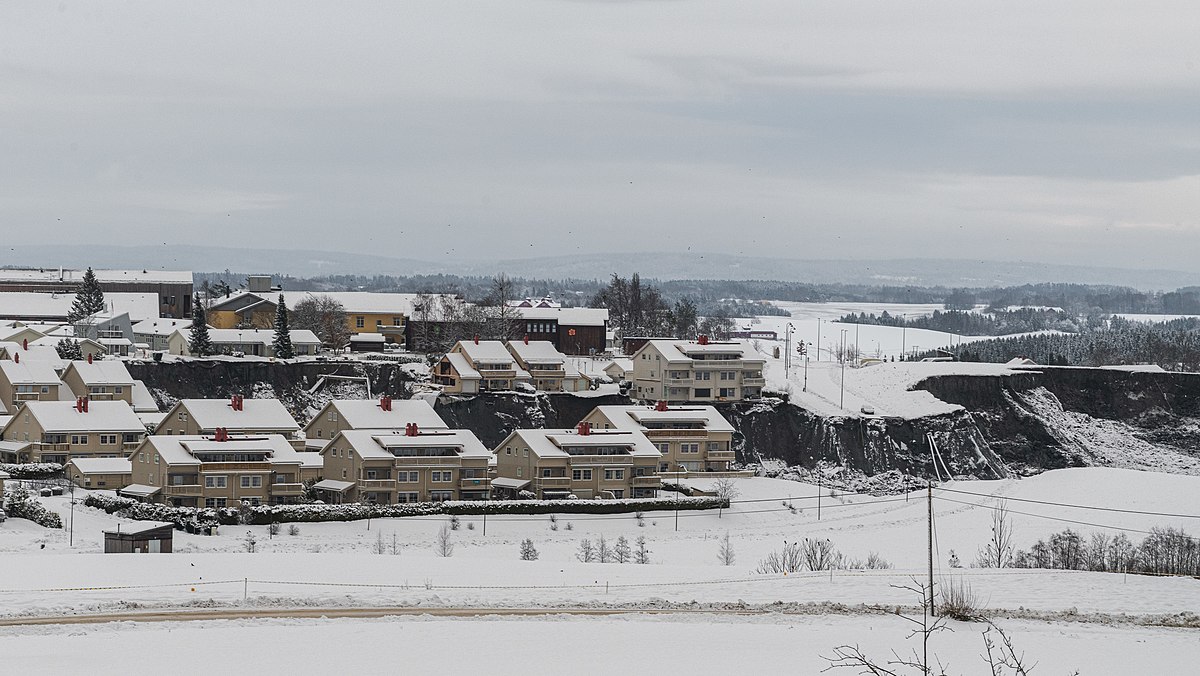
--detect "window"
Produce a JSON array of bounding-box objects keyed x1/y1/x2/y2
[
  {"x1": 505, "y1": 447, "x2": 511, "y2": 455},
  {"x1": 516, "y1": 467, "x2": 523, "y2": 478},
  {"x1": 397, "y1": 492, "x2": 420, "y2": 503},
  {"x1": 522, "y1": 448, "x2": 529, "y2": 457},
  {"x1": 698, "y1": 371, "x2": 712, "y2": 381},
  {"x1": 431, "y1": 471, "x2": 452, "y2": 482},
  {"x1": 656, "y1": 443, "x2": 669, "y2": 454},
  {"x1": 243, "y1": 497, "x2": 261, "y2": 506},
  {"x1": 154, "y1": 455, "x2": 159, "y2": 464},
  {"x1": 366, "y1": 469, "x2": 377, "y2": 479},
  {"x1": 430, "y1": 490, "x2": 454, "y2": 502},
  {"x1": 115, "y1": 386, "x2": 124, "y2": 394},
  {"x1": 719, "y1": 388, "x2": 737, "y2": 398},
  {"x1": 100, "y1": 434, "x2": 116, "y2": 445},
  {"x1": 355, "y1": 316, "x2": 365, "y2": 328},
  {"x1": 204, "y1": 476, "x2": 228, "y2": 488},
  {"x1": 240, "y1": 476, "x2": 263, "y2": 488},
  {"x1": 571, "y1": 469, "x2": 592, "y2": 481},
  {"x1": 179, "y1": 411, "x2": 188, "y2": 421},
  {"x1": 708, "y1": 441, "x2": 725, "y2": 451},
  {"x1": 682, "y1": 443, "x2": 699, "y2": 454},
  {"x1": 393, "y1": 317, "x2": 403, "y2": 326},
  {"x1": 541, "y1": 468, "x2": 552, "y2": 477},
  {"x1": 330, "y1": 411, "x2": 338, "y2": 422},
  {"x1": 71, "y1": 435, "x2": 89, "y2": 445},
  {"x1": 376, "y1": 319, "x2": 383, "y2": 327},
  {"x1": 604, "y1": 469, "x2": 624, "y2": 480}
]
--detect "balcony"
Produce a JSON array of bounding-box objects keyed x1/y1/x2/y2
[
  {"x1": 359, "y1": 479, "x2": 395, "y2": 491},
  {"x1": 392, "y1": 457, "x2": 462, "y2": 467},
  {"x1": 123, "y1": 442, "x2": 142, "y2": 451},
  {"x1": 13, "y1": 392, "x2": 44, "y2": 402},
  {"x1": 742, "y1": 377, "x2": 766, "y2": 387},
  {"x1": 270, "y1": 483, "x2": 306, "y2": 496},
  {"x1": 86, "y1": 392, "x2": 117, "y2": 401},
  {"x1": 632, "y1": 476, "x2": 662, "y2": 487},
  {"x1": 201, "y1": 462, "x2": 271, "y2": 472},
  {"x1": 460, "y1": 476, "x2": 491, "y2": 489},
  {"x1": 643, "y1": 429, "x2": 709, "y2": 439},
  {"x1": 164, "y1": 484, "x2": 203, "y2": 497},
  {"x1": 535, "y1": 476, "x2": 571, "y2": 488},
  {"x1": 32, "y1": 442, "x2": 70, "y2": 452},
  {"x1": 663, "y1": 377, "x2": 694, "y2": 387},
  {"x1": 706, "y1": 450, "x2": 736, "y2": 461}
]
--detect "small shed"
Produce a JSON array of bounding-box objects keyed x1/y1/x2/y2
[
  {"x1": 349, "y1": 332, "x2": 386, "y2": 353},
  {"x1": 103, "y1": 521, "x2": 174, "y2": 553}
]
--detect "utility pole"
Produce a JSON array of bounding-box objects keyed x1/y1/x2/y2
[
  {"x1": 69, "y1": 481, "x2": 75, "y2": 547},
  {"x1": 839, "y1": 329, "x2": 848, "y2": 410},
  {"x1": 816, "y1": 471, "x2": 821, "y2": 520},
  {"x1": 482, "y1": 511, "x2": 487, "y2": 536},
  {"x1": 927, "y1": 481, "x2": 936, "y2": 618},
  {"x1": 816, "y1": 318, "x2": 821, "y2": 362}
]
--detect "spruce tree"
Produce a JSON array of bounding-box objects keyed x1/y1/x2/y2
[
  {"x1": 67, "y1": 267, "x2": 106, "y2": 323},
  {"x1": 272, "y1": 294, "x2": 295, "y2": 359},
  {"x1": 189, "y1": 296, "x2": 214, "y2": 357},
  {"x1": 55, "y1": 338, "x2": 83, "y2": 361}
]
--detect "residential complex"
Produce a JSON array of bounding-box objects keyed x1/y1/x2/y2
[
  {"x1": 136, "y1": 432, "x2": 308, "y2": 507},
  {"x1": 0, "y1": 359, "x2": 60, "y2": 414},
  {"x1": 630, "y1": 337, "x2": 766, "y2": 403},
  {"x1": 433, "y1": 339, "x2": 531, "y2": 394},
  {"x1": 155, "y1": 396, "x2": 301, "y2": 439},
  {"x1": 318, "y1": 426, "x2": 492, "y2": 504},
  {"x1": 0, "y1": 399, "x2": 146, "y2": 464},
  {"x1": 302, "y1": 396, "x2": 449, "y2": 448},
  {"x1": 582, "y1": 403, "x2": 736, "y2": 472},
  {"x1": 492, "y1": 424, "x2": 662, "y2": 500},
  {"x1": 61, "y1": 359, "x2": 136, "y2": 405}
]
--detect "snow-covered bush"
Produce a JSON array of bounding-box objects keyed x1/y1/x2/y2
[
  {"x1": 3, "y1": 484, "x2": 63, "y2": 529},
  {"x1": 0, "y1": 463, "x2": 63, "y2": 480}
]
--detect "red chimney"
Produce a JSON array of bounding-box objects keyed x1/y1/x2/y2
[
  {"x1": 87, "y1": 352, "x2": 93, "y2": 364},
  {"x1": 81, "y1": 397, "x2": 89, "y2": 413},
  {"x1": 237, "y1": 394, "x2": 244, "y2": 411},
  {"x1": 473, "y1": 335, "x2": 479, "y2": 345},
  {"x1": 523, "y1": 335, "x2": 529, "y2": 345},
  {"x1": 406, "y1": 422, "x2": 419, "y2": 437},
  {"x1": 230, "y1": 394, "x2": 243, "y2": 411},
  {"x1": 12, "y1": 353, "x2": 17, "y2": 364},
  {"x1": 379, "y1": 395, "x2": 392, "y2": 411},
  {"x1": 577, "y1": 421, "x2": 591, "y2": 435},
  {"x1": 655, "y1": 400, "x2": 668, "y2": 412},
  {"x1": 698, "y1": 335, "x2": 709, "y2": 345},
  {"x1": 75, "y1": 396, "x2": 82, "y2": 412},
  {"x1": 22, "y1": 338, "x2": 27, "y2": 350}
]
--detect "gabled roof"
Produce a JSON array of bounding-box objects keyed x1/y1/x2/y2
[
  {"x1": 333, "y1": 428, "x2": 491, "y2": 461},
  {"x1": 593, "y1": 404, "x2": 735, "y2": 433},
  {"x1": 171, "y1": 398, "x2": 299, "y2": 432},
  {"x1": 132, "y1": 318, "x2": 191, "y2": 337},
  {"x1": 0, "y1": 342, "x2": 66, "y2": 369},
  {"x1": 513, "y1": 307, "x2": 608, "y2": 327},
  {"x1": 443, "y1": 352, "x2": 480, "y2": 380},
  {"x1": 320, "y1": 399, "x2": 449, "y2": 431},
  {"x1": 0, "y1": 268, "x2": 191, "y2": 284},
  {"x1": 211, "y1": 290, "x2": 441, "y2": 316},
  {"x1": 505, "y1": 340, "x2": 566, "y2": 365},
  {"x1": 505, "y1": 428, "x2": 661, "y2": 459},
  {"x1": 67, "y1": 457, "x2": 133, "y2": 474},
  {"x1": 639, "y1": 339, "x2": 765, "y2": 364},
  {"x1": 131, "y1": 380, "x2": 159, "y2": 413},
  {"x1": 63, "y1": 360, "x2": 134, "y2": 386},
  {"x1": 454, "y1": 340, "x2": 514, "y2": 365},
  {"x1": 15, "y1": 400, "x2": 144, "y2": 432},
  {"x1": 147, "y1": 433, "x2": 302, "y2": 466},
  {"x1": 0, "y1": 359, "x2": 60, "y2": 385}
]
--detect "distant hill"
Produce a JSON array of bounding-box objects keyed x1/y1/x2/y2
[{"x1": 1, "y1": 245, "x2": 1195, "y2": 290}]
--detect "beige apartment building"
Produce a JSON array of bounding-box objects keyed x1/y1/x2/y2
[
  {"x1": 60, "y1": 359, "x2": 136, "y2": 405},
  {"x1": 66, "y1": 456, "x2": 133, "y2": 490},
  {"x1": 630, "y1": 337, "x2": 766, "y2": 403},
  {"x1": 303, "y1": 396, "x2": 449, "y2": 449},
  {"x1": 504, "y1": 339, "x2": 568, "y2": 391},
  {"x1": 433, "y1": 339, "x2": 531, "y2": 394},
  {"x1": 137, "y1": 432, "x2": 307, "y2": 507},
  {"x1": 154, "y1": 396, "x2": 300, "y2": 440},
  {"x1": 0, "y1": 399, "x2": 145, "y2": 464},
  {"x1": 582, "y1": 403, "x2": 736, "y2": 472},
  {"x1": 0, "y1": 360, "x2": 60, "y2": 414},
  {"x1": 318, "y1": 426, "x2": 492, "y2": 504},
  {"x1": 492, "y1": 424, "x2": 662, "y2": 500}
]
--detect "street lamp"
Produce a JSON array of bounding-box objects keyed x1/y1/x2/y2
[
  {"x1": 800, "y1": 341, "x2": 810, "y2": 392},
  {"x1": 785, "y1": 322, "x2": 795, "y2": 378}
]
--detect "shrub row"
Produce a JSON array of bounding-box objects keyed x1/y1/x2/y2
[
  {"x1": 0, "y1": 463, "x2": 64, "y2": 479},
  {"x1": 4, "y1": 484, "x2": 64, "y2": 528},
  {"x1": 84, "y1": 493, "x2": 728, "y2": 526}
]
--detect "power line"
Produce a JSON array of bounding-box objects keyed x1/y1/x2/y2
[
  {"x1": 935, "y1": 485, "x2": 1200, "y2": 520},
  {"x1": 933, "y1": 495, "x2": 1200, "y2": 543}
]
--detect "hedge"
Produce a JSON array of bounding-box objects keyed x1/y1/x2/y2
[
  {"x1": 4, "y1": 484, "x2": 64, "y2": 528},
  {"x1": 83, "y1": 493, "x2": 728, "y2": 527},
  {"x1": 0, "y1": 463, "x2": 64, "y2": 480}
]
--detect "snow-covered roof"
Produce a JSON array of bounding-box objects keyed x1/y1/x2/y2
[
  {"x1": 507, "y1": 428, "x2": 661, "y2": 459},
  {"x1": 313, "y1": 479, "x2": 355, "y2": 492},
  {"x1": 63, "y1": 360, "x2": 134, "y2": 386},
  {"x1": 295, "y1": 451, "x2": 324, "y2": 469},
  {"x1": 335, "y1": 428, "x2": 492, "y2": 461},
  {"x1": 137, "y1": 411, "x2": 167, "y2": 429},
  {"x1": 513, "y1": 306, "x2": 608, "y2": 327},
  {"x1": 172, "y1": 398, "x2": 299, "y2": 432},
  {"x1": 0, "y1": 269, "x2": 192, "y2": 284},
  {"x1": 196, "y1": 328, "x2": 322, "y2": 346},
  {"x1": 505, "y1": 339, "x2": 566, "y2": 365},
  {"x1": 0, "y1": 324, "x2": 45, "y2": 342},
  {"x1": 0, "y1": 359, "x2": 60, "y2": 385},
  {"x1": 0, "y1": 341, "x2": 67, "y2": 369},
  {"x1": 454, "y1": 340, "x2": 515, "y2": 366},
  {"x1": 443, "y1": 352, "x2": 480, "y2": 380},
  {"x1": 67, "y1": 457, "x2": 132, "y2": 474},
  {"x1": 131, "y1": 381, "x2": 159, "y2": 413},
  {"x1": 594, "y1": 404, "x2": 735, "y2": 433},
  {"x1": 17, "y1": 400, "x2": 145, "y2": 432},
  {"x1": 603, "y1": 358, "x2": 633, "y2": 375},
  {"x1": 322, "y1": 399, "x2": 449, "y2": 431},
  {"x1": 0, "y1": 292, "x2": 162, "y2": 322},
  {"x1": 103, "y1": 519, "x2": 173, "y2": 534},
  {"x1": 149, "y1": 434, "x2": 302, "y2": 466},
  {"x1": 132, "y1": 318, "x2": 192, "y2": 337},
  {"x1": 212, "y1": 290, "x2": 439, "y2": 317},
  {"x1": 640, "y1": 339, "x2": 765, "y2": 364},
  {"x1": 349, "y1": 332, "x2": 386, "y2": 342}
]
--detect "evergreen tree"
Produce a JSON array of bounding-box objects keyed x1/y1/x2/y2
[
  {"x1": 55, "y1": 338, "x2": 83, "y2": 361},
  {"x1": 272, "y1": 294, "x2": 295, "y2": 359},
  {"x1": 189, "y1": 296, "x2": 214, "y2": 357},
  {"x1": 67, "y1": 267, "x2": 106, "y2": 323}
]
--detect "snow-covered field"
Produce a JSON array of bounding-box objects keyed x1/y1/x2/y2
[{"x1": 2, "y1": 468, "x2": 1198, "y2": 672}]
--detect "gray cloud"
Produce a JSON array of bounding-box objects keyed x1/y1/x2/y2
[{"x1": 1, "y1": 1, "x2": 1198, "y2": 272}]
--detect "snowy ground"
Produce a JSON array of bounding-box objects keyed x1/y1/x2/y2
[{"x1": 2, "y1": 468, "x2": 1198, "y2": 672}]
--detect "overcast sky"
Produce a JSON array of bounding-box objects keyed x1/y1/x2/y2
[{"x1": 2, "y1": 1, "x2": 1198, "y2": 271}]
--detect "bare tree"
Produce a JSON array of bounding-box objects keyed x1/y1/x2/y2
[
  {"x1": 634, "y1": 535, "x2": 651, "y2": 564},
  {"x1": 975, "y1": 500, "x2": 1014, "y2": 568},
  {"x1": 519, "y1": 538, "x2": 539, "y2": 561},
  {"x1": 292, "y1": 294, "x2": 351, "y2": 350},
  {"x1": 577, "y1": 538, "x2": 596, "y2": 562},
  {"x1": 802, "y1": 538, "x2": 841, "y2": 571},
  {"x1": 435, "y1": 523, "x2": 455, "y2": 557},
  {"x1": 613, "y1": 535, "x2": 631, "y2": 563},
  {"x1": 597, "y1": 534, "x2": 612, "y2": 563},
  {"x1": 754, "y1": 541, "x2": 805, "y2": 574},
  {"x1": 718, "y1": 531, "x2": 735, "y2": 566},
  {"x1": 711, "y1": 478, "x2": 741, "y2": 501}
]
